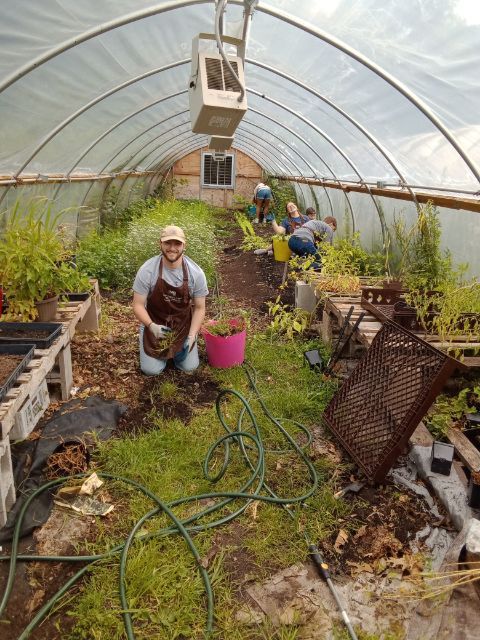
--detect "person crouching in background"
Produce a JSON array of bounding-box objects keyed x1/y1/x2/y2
[{"x1": 288, "y1": 216, "x2": 337, "y2": 270}]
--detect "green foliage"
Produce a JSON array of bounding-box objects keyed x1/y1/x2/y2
[
  {"x1": 424, "y1": 385, "x2": 480, "y2": 440},
  {"x1": 235, "y1": 212, "x2": 270, "y2": 251},
  {"x1": 205, "y1": 295, "x2": 249, "y2": 335},
  {"x1": 320, "y1": 232, "x2": 385, "y2": 276},
  {"x1": 392, "y1": 202, "x2": 459, "y2": 291},
  {"x1": 77, "y1": 198, "x2": 218, "y2": 290},
  {"x1": 204, "y1": 317, "x2": 246, "y2": 336},
  {"x1": 231, "y1": 193, "x2": 251, "y2": 210},
  {"x1": 266, "y1": 296, "x2": 312, "y2": 339},
  {"x1": 407, "y1": 280, "x2": 480, "y2": 342},
  {"x1": 73, "y1": 229, "x2": 128, "y2": 289},
  {"x1": 267, "y1": 176, "x2": 296, "y2": 219},
  {"x1": 0, "y1": 199, "x2": 90, "y2": 319}
]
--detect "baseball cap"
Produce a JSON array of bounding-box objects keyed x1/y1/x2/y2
[{"x1": 160, "y1": 225, "x2": 186, "y2": 243}]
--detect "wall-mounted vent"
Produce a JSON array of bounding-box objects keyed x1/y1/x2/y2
[{"x1": 202, "y1": 152, "x2": 235, "y2": 188}]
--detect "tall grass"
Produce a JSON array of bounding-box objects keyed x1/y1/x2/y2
[{"x1": 76, "y1": 198, "x2": 219, "y2": 290}]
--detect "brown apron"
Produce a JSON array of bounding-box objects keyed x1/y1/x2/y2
[{"x1": 143, "y1": 258, "x2": 192, "y2": 360}]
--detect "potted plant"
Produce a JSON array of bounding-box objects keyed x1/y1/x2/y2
[
  {"x1": 201, "y1": 307, "x2": 247, "y2": 368},
  {"x1": 0, "y1": 202, "x2": 91, "y2": 321}
]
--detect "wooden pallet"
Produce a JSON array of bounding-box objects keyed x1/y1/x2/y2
[
  {"x1": 0, "y1": 287, "x2": 100, "y2": 439},
  {"x1": 321, "y1": 296, "x2": 480, "y2": 368}
]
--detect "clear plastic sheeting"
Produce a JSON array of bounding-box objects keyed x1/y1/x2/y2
[
  {"x1": 0, "y1": 0, "x2": 479, "y2": 270},
  {"x1": 0, "y1": 0, "x2": 478, "y2": 185}
]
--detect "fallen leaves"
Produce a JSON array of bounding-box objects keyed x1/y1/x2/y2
[{"x1": 334, "y1": 528, "x2": 349, "y2": 553}]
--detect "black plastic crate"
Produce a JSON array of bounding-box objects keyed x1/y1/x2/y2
[
  {"x1": 0, "y1": 322, "x2": 62, "y2": 349},
  {"x1": 0, "y1": 344, "x2": 35, "y2": 402}
]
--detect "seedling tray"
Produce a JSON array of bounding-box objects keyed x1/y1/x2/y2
[
  {"x1": 63, "y1": 292, "x2": 90, "y2": 302},
  {"x1": 0, "y1": 322, "x2": 62, "y2": 348},
  {"x1": 0, "y1": 344, "x2": 35, "y2": 403}
]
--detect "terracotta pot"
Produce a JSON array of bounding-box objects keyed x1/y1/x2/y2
[{"x1": 35, "y1": 295, "x2": 59, "y2": 322}]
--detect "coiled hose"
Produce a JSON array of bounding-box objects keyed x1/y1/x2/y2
[{"x1": 0, "y1": 363, "x2": 357, "y2": 640}]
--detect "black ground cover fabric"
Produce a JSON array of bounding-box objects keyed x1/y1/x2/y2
[{"x1": 0, "y1": 395, "x2": 127, "y2": 542}]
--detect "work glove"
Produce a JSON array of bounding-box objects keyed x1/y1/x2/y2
[
  {"x1": 187, "y1": 333, "x2": 197, "y2": 353},
  {"x1": 148, "y1": 323, "x2": 171, "y2": 339}
]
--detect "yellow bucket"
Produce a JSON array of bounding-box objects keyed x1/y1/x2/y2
[{"x1": 272, "y1": 236, "x2": 292, "y2": 262}]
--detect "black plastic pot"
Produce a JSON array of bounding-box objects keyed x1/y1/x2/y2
[
  {"x1": 430, "y1": 441, "x2": 454, "y2": 476},
  {"x1": 64, "y1": 292, "x2": 90, "y2": 302}
]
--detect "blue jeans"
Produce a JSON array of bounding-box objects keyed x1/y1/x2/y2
[
  {"x1": 139, "y1": 326, "x2": 199, "y2": 375},
  {"x1": 288, "y1": 236, "x2": 322, "y2": 269}
]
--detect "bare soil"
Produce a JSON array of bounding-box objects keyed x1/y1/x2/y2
[
  {"x1": 0, "y1": 222, "x2": 451, "y2": 638},
  {"x1": 0, "y1": 354, "x2": 24, "y2": 387}
]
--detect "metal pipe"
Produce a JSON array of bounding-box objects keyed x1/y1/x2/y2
[
  {"x1": 241, "y1": 114, "x2": 336, "y2": 215},
  {"x1": 251, "y1": 2, "x2": 480, "y2": 186},
  {"x1": 115, "y1": 129, "x2": 198, "y2": 202},
  {"x1": 54, "y1": 111, "x2": 191, "y2": 201},
  {"x1": 248, "y1": 58, "x2": 419, "y2": 209},
  {"x1": 249, "y1": 89, "x2": 374, "y2": 233},
  {"x1": 145, "y1": 135, "x2": 283, "y2": 177}
]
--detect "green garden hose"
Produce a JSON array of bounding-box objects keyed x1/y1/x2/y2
[{"x1": 0, "y1": 364, "x2": 357, "y2": 640}]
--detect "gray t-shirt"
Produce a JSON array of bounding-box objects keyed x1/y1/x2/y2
[
  {"x1": 133, "y1": 255, "x2": 209, "y2": 298},
  {"x1": 291, "y1": 220, "x2": 334, "y2": 245}
]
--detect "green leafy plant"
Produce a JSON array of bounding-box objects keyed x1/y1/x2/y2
[
  {"x1": 235, "y1": 213, "x2": 270, "y2": 251},
  {"x1": 203, "y1": 318, "x2": 246, "y2": 337},
  {"x1": 77, "y1": 198, "x2": 218, "y2": 290},
  {"x1": 266, "y1": 296, "x2": 312, "y2": 339},
  {"x1": 266, "y1": 176, "x2": 296, "y2": 219},
  {"x1": 424, "y1": 385, "x2": 480, "y2": 440},
  {"x1": 0, "y1": 200, "x2": 91, "y2": 319},
  {"x1": 319, "y1": 232, "x2": 385, "y2": 277},
  {"x1": 392, "y1": 202, "x2": 460, "y2": 291},
  {"x1": 203, "y1": 296, "x2": 248, "y2": 336}
]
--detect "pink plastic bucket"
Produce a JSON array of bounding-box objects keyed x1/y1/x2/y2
[{"x1": 202, "y1": 320, "x2": 246, "y2": 368}]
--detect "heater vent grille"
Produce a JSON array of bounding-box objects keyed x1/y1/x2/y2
[{"x1": 205, "y1": 58, "x2": 239, "y2": 92}]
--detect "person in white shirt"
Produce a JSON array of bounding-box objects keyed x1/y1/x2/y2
[{"x1": 252, "y1": 182, "x2": 272, "y2": 224}]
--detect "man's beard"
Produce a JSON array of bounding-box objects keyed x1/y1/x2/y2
[{"x1": 161, "y1": 246, "x2": 184, "y2": 263}]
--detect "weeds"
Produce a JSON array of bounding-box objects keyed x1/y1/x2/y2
[{"x1": 66, "y1": 335, "x2": 341, "y2": 639}]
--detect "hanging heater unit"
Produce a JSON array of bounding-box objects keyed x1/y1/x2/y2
[
  {"x1": 189, "y1": 34, "x2": 247, "y2": 136},
  {"x1": 209, "y1": 135, "x2": 234, "y2": 152}
]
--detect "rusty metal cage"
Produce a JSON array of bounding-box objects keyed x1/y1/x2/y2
[{"x1": 322, "y1": 321, "x2": 463, "y2": 482}]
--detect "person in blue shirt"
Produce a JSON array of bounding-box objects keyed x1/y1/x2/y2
[
  {"x1": 288, "y1": 216, "x2": 337, "y2": 269},
  {"x1": 272, "y1": 201, "x2": 309, "y2": 235},
  {"x1": 254, "y1": 201, "x2": 309, "y2": 256}
]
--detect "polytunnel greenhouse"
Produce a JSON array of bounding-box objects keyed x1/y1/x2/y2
[{"x1": 1, "y1": 1, "x2": 480, "y2": 639}]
